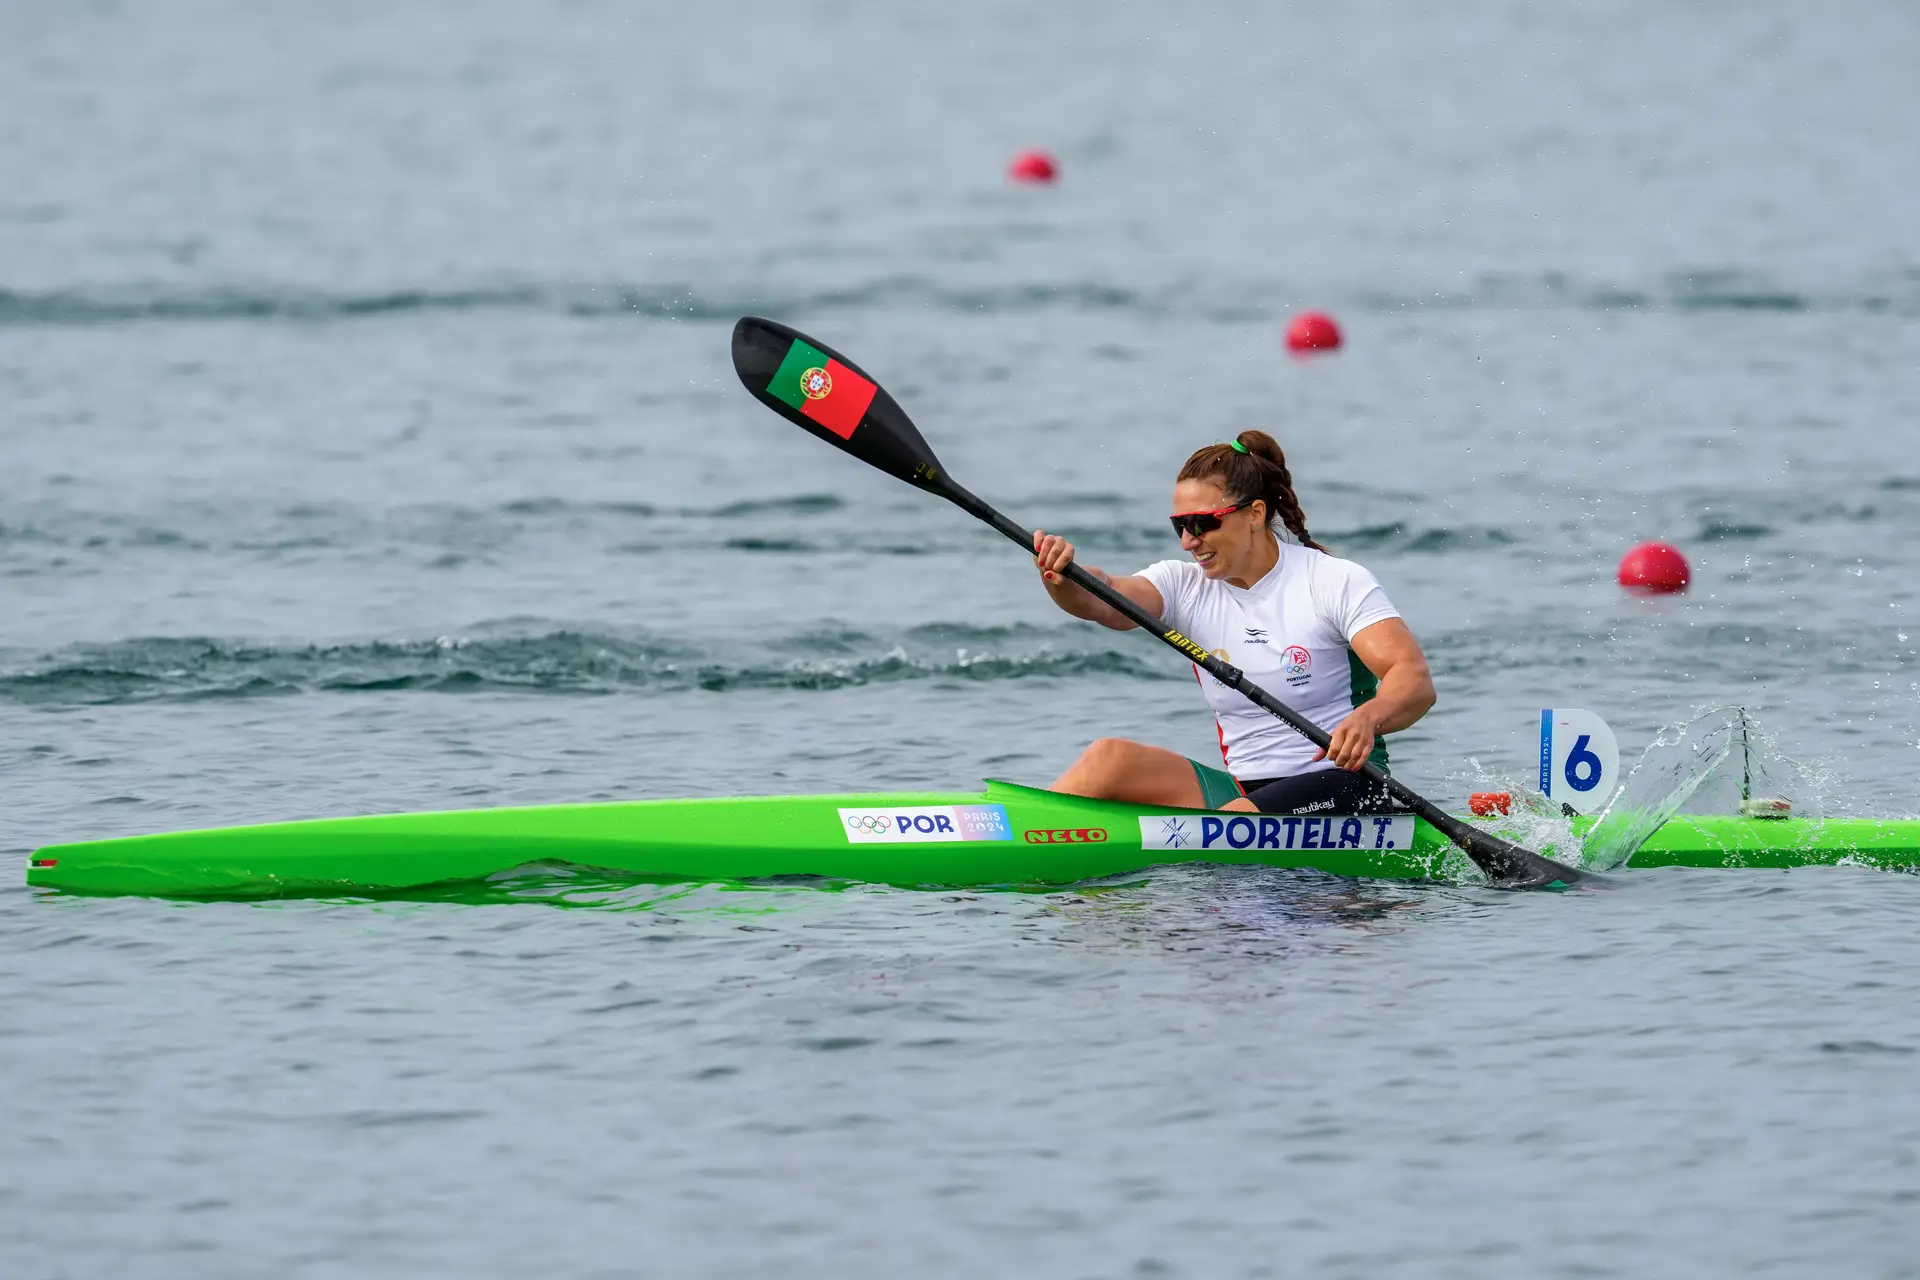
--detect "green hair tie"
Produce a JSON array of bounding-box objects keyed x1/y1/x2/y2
[{"x1": 1228, "y1": 439, "x2": 1249, "y2": 454}]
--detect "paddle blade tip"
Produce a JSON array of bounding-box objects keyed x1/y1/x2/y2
[
  {"x1": 728, "y1": 317, "x2": 949, "y2": 492},
  {"x1": 1467, "y1": 829, "x2": 1600, "y2": 890}
]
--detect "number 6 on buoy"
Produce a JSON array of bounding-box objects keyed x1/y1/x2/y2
[{"x1": 1540, "y1": 709, "x2": 1620, "y2": 814}]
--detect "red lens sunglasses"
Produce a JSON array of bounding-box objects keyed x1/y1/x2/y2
[{"x1": 1168, "y1": 503, "x2": 1248, "y2": 538}]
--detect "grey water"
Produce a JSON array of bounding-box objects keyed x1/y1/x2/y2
[{"x1": 5, "y1": 1, "x2": 1920, "y2": 1275}]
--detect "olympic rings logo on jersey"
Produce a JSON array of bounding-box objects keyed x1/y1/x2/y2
[
  {"x1": 1282, "y1": 645, "x2": 1312, "y2": 678},
  {"x1": 845, "y1": 814, "x2": 892, "y2": 833}
]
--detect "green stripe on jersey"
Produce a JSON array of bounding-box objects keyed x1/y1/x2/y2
[{"x1": 1348, "y1": 648, "x2": 1391, "y2": 772}]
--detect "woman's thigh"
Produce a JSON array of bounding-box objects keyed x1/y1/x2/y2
[
  {"x1": 1051, "y1": 738, "x2": 1208, "y2": 807},
  {"x1": 1242, "y1": 769, "x2": 1402, "y2": 816}
]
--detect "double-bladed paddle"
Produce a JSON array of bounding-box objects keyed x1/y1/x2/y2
[{"x1": 730, "y1": 315, "x2": 1591, "y2": 889}]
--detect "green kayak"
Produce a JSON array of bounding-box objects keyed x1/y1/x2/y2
[{"x1": 23, "y1": 780, "x2": 1920, "y2": 898}]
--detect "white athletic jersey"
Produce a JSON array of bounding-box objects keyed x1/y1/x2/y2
[{"x1": 1138, "y1": 546, "x2": 1401, "y2": 780}]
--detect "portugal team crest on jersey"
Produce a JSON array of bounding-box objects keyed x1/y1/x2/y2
[
  {"x1": 799, "y1": 367, "x2": 833, "y2": 400},
  {"x1": 1283, "y1": 645, "x2": 1312, "y2": 678}
]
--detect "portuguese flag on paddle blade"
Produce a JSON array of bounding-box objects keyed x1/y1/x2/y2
[{"x1": 764, "y1": 338, "x2": 878, "y2": 440}]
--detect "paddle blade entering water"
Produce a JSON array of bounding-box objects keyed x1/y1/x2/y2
[{"x1": 731, "y1": 316, "x2": 948, "y2": 492}]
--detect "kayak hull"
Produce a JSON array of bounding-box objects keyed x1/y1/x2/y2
[{"x1": 24, "y1": 780, "x2": 1920, "y2": 898}]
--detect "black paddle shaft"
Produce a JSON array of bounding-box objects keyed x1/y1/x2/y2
[{"x1": 728, "y1": 315, "x2": 1591, "y2": 889}]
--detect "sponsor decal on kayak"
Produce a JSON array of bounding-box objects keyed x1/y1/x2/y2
[
  {"x1": 1022, "y1": 827, "x2": 1108, "y2": 844},
  {"x1": 839, "y1": 803, "x2": 1013, "y2": 844},
  {"x1": 1138, "y1": 813, "x2": 1414, "y2": 853}
]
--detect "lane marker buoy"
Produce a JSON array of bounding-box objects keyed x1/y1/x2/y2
[
  {"x1": 1285, "y1": 310, "x2": 1342, "y2": 353},
  {"x1": 1617, "y1": 541, "x2": 1690, "y2": 594},
  {"x1": 1008, "y1": 149, "x2": 1058, "y2": 184}
]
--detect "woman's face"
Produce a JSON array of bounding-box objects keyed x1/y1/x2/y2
[{"x1": 1170, "y1": 478, "x2": 1269, "y2": 580}]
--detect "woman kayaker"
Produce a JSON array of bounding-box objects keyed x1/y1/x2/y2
[{"x1": 1032, "y1": 431, "x2": 1435, "y2": 814}]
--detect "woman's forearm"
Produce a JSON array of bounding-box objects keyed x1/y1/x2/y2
[
  {"x1": 1360, "y1": 658, "x2": 1436, "y2": 734},
  {"x1": 1032, "y1": 533, "x2": 1150, "y2": 631},
  {"x1": 1045, "y1": 564, "x2": 1131, "y2": 627}
]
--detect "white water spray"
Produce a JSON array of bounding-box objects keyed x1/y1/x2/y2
[{"x1": 1579, "y1": 706, "x2": 1742, "y2": 871}]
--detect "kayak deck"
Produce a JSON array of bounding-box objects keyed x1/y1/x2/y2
[{"x1": 24, "y1": 779, "x2": 1920, "y2": 899}]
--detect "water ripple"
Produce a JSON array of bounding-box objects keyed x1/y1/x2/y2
[{"x1": 0, "y1": 626, "x2": 1174, "y2": 706}]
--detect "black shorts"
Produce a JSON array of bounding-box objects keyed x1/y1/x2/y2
[{"x1": 1235, "y1": 769, "x2": 1405, "y2": 816}]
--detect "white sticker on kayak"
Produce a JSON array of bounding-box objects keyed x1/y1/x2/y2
[
  {"x1": 1539, "y1": 708, "x2": 1619, "y2": 815},
  {"x1": 839, "y1": 804, "x2": 1014, "y2": 843},
  {"x1": 1139, "y1": 813, "x2": 1415, "y2": 853}
]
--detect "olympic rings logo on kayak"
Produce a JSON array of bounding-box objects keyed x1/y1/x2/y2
[{"x1": 846, "y1": 815, "x2": 892, "y2": 832}]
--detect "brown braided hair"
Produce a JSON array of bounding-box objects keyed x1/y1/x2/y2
[{"x1": 1176, "y1": 430, "x2": 1326, "y2": 552}]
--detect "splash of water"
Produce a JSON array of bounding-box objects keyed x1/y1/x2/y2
[
  {"x1": 1580, "y1": 706, "x2": 1741, "y2": 871},
  {"x1": 1457, "y1": 707, "x2": 1861, "y2": 876},
  {"x1": 1681, "y1": 711, "x2": 1853, "y2": 821}
]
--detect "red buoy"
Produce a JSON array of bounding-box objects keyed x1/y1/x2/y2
[
  {"x1": 1285, "y1": 310, "x2": 1342, "y2": 353},
  {"x1": 1008, "y1": 149, "x2": 1058, "y2": 184},
  {"x1": 1617, "y1": 542, "x2": 1691, "y2": 594}
]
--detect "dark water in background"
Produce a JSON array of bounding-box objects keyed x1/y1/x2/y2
[{"x1": 4, "y1": 2, "x2": 1920, "y2": 1275}]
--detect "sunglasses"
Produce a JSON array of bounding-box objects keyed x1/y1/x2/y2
[{"x1": 1168, "y1": 503, "x2": 1249, "y2": 538}]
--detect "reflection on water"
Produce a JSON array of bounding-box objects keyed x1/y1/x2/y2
[
  {"x1": 1035, "y1": 865, "x2": 1426, "y2": 964},
  {"x1": 333, "y1": 861, "x2": 1429, "y2": 967},
  {"x1": 333, "y1": 863, "x2": 853, "y2": 914}
]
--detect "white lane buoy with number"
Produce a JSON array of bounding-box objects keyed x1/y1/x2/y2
[{"x1": 1539, "y1": 709, "x2": 1620, "y2": 814}]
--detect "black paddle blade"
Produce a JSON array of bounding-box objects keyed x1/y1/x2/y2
[
  {"x1": 731, "y1": 317, "x2": 948, "y2": 493},
  {"x1": 1426, "y1": 809, "x2": 1598, "y2": 889}
]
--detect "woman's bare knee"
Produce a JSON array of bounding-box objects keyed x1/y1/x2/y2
[
  {"x1": 1051, "y1": 738, "x2": 1205, "y2": 807},
  {"x1": 1054, "y1": 738, "x2": 1137, "y2": 798}
]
